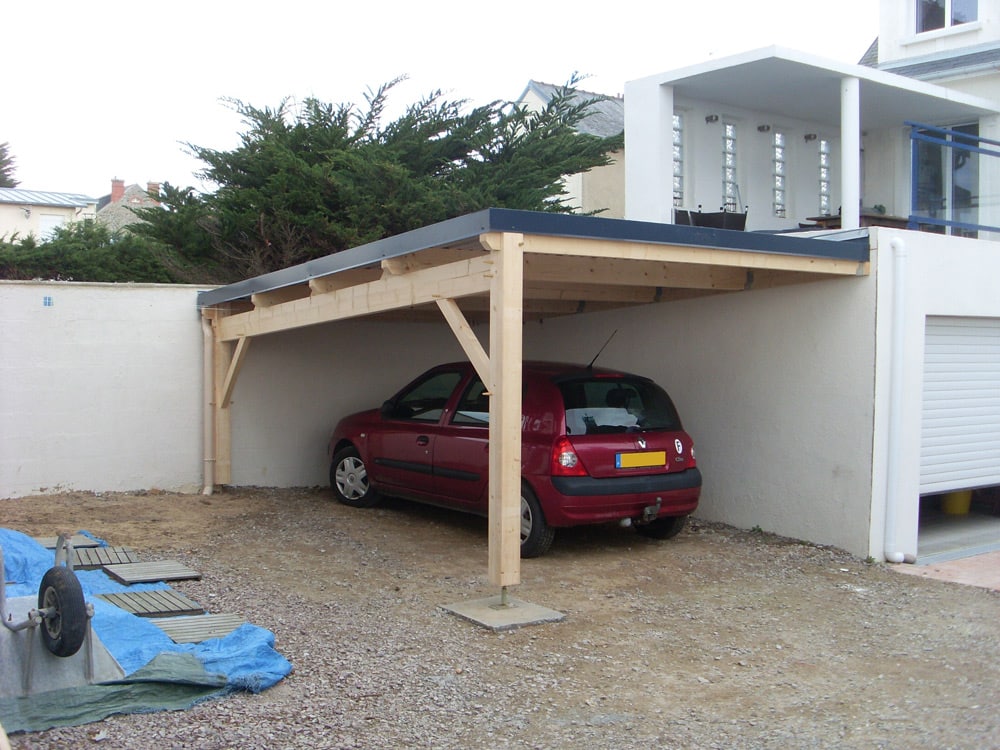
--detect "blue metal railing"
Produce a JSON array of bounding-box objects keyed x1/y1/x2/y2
[{"x1": 906, "y1": 121, "x2": 1000, "y2": 235}]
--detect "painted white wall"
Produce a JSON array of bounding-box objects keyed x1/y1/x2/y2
[
  {"x1": 524, "y1": 269, "x2": 879, "y2": 558},
  {"x1": 228, "y1": 320, "x2": 471, "y2": 487},
  {"x1": 869, "y1": 226, "x2": 1000, "y2": 560},
  {"x1": 878, "y1": 0, "x2": 999, "y2": 65},
  {"x1": 0, "y1": 281, "x2": 205, "y2": 498}
]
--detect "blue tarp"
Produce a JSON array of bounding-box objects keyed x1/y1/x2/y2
[{"x1": 0, "y1": 528, "x2": 292, "y2": 731}]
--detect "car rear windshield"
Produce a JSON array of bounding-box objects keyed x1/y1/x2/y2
[{"x1": 557, "y1": 377, "x2": 682, "y2": 435}]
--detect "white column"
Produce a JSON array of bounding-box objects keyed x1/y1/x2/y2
[
  {"x1": 840, "y1": 76, "x2": 861, "y2": 230},
  {"x1": 624, "y1": 78, "x2": 674, "y2": 222}
]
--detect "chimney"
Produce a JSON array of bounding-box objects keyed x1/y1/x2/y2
[
  {"x1": 111, "y1": 178, "x2": 125, "y2": 203},
  {"x1": 146, "y1": 182, "x2": 161, "y2": 204}
]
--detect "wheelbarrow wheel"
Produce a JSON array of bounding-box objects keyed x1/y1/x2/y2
[{"x1": 37, "y1": 566, "x2": 87, "y2": 657}]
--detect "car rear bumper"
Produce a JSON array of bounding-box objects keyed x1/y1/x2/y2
[{"x1": 539, "y1": 468, "x2": 702, "y2": 526}]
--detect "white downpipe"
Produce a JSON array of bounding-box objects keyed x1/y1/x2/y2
[
  {"x1": 884, "y1": 237, "x2": 908, "y2": 563},
  {"x1": 201, "y1": 315, "x2": 215, "y2": 496}
]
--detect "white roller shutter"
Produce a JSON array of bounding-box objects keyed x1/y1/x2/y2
[{"x1": 920, "y1": 316, "x2": 1000, "y2": 494}]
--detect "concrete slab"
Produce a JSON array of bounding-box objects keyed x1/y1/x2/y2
[
  {"x1": 892, "y1": 549, "x2": 1000, "y2": 592},
  {"x1": 0, "y1": 596, "x2": 124, "y2": 699},
  {"x1": 441, "y1": 595, "x2": 565, "y2": 631}
]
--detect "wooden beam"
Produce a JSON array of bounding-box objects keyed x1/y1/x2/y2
[
  {"x1": 484, "y1": 232, "x2": 523, "y2": 589},
  {"x1": 220, "y1": 335, "x2": 250, "y2": 409},
  {"x1": 210, "y1": 315, "x2": 233, "y2": 484},
  {"x1": 308, "y1": 267, "x2": 382, "y2": 294},
  {"x1": 519, "y1": 234, "x2": 870, "y2": 276},
  {"x1": 436, "y1": 298, "x2": 490, "y2": 385},
  {"x1": 218, "y1": 255, "x2": 494, "y2": 342},
  {"x1": 525, "y1": 253, "x2": 749, "y2": 291},
  {"x1": 250, "y1": 285, "x2": 311, "y2": 308},
  {"x1": 382, "y1": 246, "x2": 484, "y2": 275}
]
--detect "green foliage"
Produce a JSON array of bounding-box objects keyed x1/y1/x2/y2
[
  {"x1": 0, "y1": 141, "x2": 18, "y2": 188},
  {"x1": 137, "y1": 77, "x2": 622, "y2": 277},
  {"x1": 0, "y1": 221, "x2": 177, "y2": 283}
]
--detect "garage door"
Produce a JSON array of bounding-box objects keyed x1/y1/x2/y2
[{"x1": 920, "y1": 316, "x2": 1000, "y2": 494}]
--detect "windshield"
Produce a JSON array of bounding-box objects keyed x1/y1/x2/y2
[{"x1": 558, "y1": 377, "x2": 682, "y2": 435}]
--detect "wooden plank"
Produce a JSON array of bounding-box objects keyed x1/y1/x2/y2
[
  {"x1": 96, "y1": 589, "x2": 204, "y2": 617},
  {"x1": 34, "y1": 534, "x2": 98, "y2": 549},
  {"x1": 485, "y1": 231, "x2": 523, "y2": 588},
  {"x1": 436, "y1": 298, "x2": 490, "y2": 386},
  {"x1": 251, "y1": 285, "x2": 311, "y2": 308},
  {"x1": 73, "y1": 546, "x2": 139, "y2": 569},
  {"x1": 150, "y1": 613, "x2": 246, "y2": 644},
  {"x1": 221, "y1": 335, "x2": 250, "y2": 409},
  {"x1": 217, "y1": 255, "x2": 494, "y2": 342},
  {"x1": 102, "y1": 561, "x2": 201, "y2": 584}
]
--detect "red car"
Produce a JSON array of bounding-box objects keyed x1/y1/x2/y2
[{"x1": 328, "y1": 361, "x2": 701, "y2": 557}]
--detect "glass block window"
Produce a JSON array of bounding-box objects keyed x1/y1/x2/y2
[
  {"x1": 723, "y1": 122, "x2": 738, "y2": 211},
  {"x1": 772, "y1": 131, "x2": 786, "y2": 218},
  {"x1": 917, "y1": 0, "x2": 976, "y2": 33},
  {"x1": 672, "y1": 114, "x2": 684, "y2": 207},
  {"x1": 819, "y1": 139, "x2": 832, "y2": 215}
]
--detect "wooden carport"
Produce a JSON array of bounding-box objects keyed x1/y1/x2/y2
[{"x1": 198, "y1": 208, "x2": 869, "y2": 596}]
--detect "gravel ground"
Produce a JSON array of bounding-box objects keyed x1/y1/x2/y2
[{"x1": 3, "y1": 487, "x2": 999, "y2": 749}]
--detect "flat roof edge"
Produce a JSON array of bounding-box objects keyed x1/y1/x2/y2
[{"x1": 197, "y1": 208, "x2": 870, "y2": 308}]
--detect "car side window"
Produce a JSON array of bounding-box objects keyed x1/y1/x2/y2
[
  {"x1": 452, "y1": 378, "x2": 490, "y2": 425},
  {"x1": 386, "y1": 371, "x2": 462, "y2": 423}
]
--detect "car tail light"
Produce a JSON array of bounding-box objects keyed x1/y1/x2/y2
[{"x1": 550, "y1": 436, "x2": 587, "y2": 476}]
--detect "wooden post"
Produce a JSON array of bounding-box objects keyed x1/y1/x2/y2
[
  {"x1": 208, "y1": 309, "x2": 235, "y2": 484},
  {"x1": 487, "y1": 232, "x2": 524, "y2": 588}
]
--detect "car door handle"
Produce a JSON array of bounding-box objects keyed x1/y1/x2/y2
[{"x1": 416, "y1": 435, "x2": 430, "y2": 446}]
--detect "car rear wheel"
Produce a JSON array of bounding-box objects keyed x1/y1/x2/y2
[
  {"x1": 520, "y1": 484, "x2": 555, "y2": 558},
  {"x1": 331, "y1": 446, "x2": 382, "y2": 508},
  {"x1": 635, "y1": 515, "x2": 687, "y2": 540}
]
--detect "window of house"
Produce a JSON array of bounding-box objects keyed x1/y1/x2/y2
[
  {"x1": 818, "y1": 139, "x2": 832, "y2": 215},
  {"x1": 672, "y1": 114, "x2": 684, "y2": 207},
  {"x1": 772, "y1": 131, "x2": 786, "y2": 218},
  {"x1": 723, "y1": 122, "x2": 738, "y2": 211},
  {"x1": 916, "y1": 0, "x2": 977, "y2": 33}
]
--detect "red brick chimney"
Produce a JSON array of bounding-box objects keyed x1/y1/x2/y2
[{"x1": 111, "y1": 178, "x2": 125, "y2": 203}]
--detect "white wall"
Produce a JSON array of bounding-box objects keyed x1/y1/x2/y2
[
  {"x1": 0, "y1": 281, "x2": 205, "y2": 498},
  {"x1": 869, "y1": 227, "x2": 1000, "y2": 560},
  {"x1": 524, "y1": 269, "x2": 879, "y2": 558},
  {"x1": 228, "y1": 320, "x2": 471, "y2": 487}
]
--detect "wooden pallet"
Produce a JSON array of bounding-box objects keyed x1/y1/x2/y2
[
  {"x1": 34, "y1": 534, "x2": 98, "y2": 549},
  {"x1": 96, "y1": 589, "x2": 205, "y2": 618},
  {"x1": 73, "y1": 546, "x2": 140, "y2": 569},
  {"x1": 102, "y1": 561, "x2": 202, "y2": 584},
  {"x1": 149, "y1": 613, "x2": 246, "y2": 644}
]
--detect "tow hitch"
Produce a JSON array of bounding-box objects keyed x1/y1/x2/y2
[{"x1": 640, "y1": 498, "x2": 662, "y2": 524}]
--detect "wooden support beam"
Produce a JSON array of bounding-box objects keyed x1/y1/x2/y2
[
  {"x1": 436, "y1": 298, "x2": 490, "y2": 385},
  {"x1": 210, "y1": 315, "x2": 233, "y2": 484},
  {"x1": 483, "y1": 232, "x2": 523, "y2": 589},
  {"x1": 519, "y1": 234, "x2": 870, "y2": 276},
  {"x1": 524, "y1": 254, "x2": 749, "y2": 291},
  {"x1": 308, "y1": 267, "x2": 383, "y2": 294},
  {"x1": 218, "y1": 256, "x2": 494, "y2": 342},
  {"x1": 250, "y1": 285, "x2": 311, "y2": 308},
  {"x1": 220, "y1": 335, "x2": 250, "y2": 409}
]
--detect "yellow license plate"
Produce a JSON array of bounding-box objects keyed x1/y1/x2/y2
[{"x1": 616, "y1": 451, "x2": 666, "y2": 469}]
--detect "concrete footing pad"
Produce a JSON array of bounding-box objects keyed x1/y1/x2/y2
[{"x1": 441, "y1": 595, "x2": 565, "y2": 631}]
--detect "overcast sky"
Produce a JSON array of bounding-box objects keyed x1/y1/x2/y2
[{"x1": 4, "y1": 0, "x2": 880, "y2": 199}]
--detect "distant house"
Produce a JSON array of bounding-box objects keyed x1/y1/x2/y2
[
  {"x1": 96, "y1": 179, "x2": 161, "y2": 232},
  {"x1": 0, "y1": 188, "x2": 97, "y2": 240},
  {"x1": 515, "y1": 81, "x2": 625, "y2": 218}
]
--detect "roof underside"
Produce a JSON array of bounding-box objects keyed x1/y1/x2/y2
[
  {"x1": 652, "y1": 48, "x2": 1000, "y2": 131},
  {"x1": 199, "y1": 209, "x2": 870, "y2": 342}
]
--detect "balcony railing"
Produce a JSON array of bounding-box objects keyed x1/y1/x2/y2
[{"x1": 907, "y1": 121, "x2": 1000, "y2": 237}]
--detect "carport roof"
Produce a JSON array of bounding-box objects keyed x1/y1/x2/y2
[{"x1": 197, "y1": 207, "x2": 869, "y2": 311}]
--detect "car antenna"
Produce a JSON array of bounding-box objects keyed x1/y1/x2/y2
[{"x1": 587, "y1": 329, "x2": 618, "y2": 369}]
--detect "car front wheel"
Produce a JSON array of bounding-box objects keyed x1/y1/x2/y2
[
  {"x1": 331, "y1": 446, "x2": 382, "y2": 508},
  {"x1": 520, "y1": 484, "x2": 555, "y2": 558}
]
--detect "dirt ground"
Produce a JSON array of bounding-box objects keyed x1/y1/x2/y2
[{"x1": 3, "y1": 487, "x2": 999, "y2": 749}]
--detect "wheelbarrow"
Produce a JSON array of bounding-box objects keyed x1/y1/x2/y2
[{"x1": 0, "y1": 533, "x2": 106, "y2": 697}]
